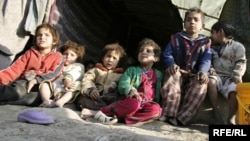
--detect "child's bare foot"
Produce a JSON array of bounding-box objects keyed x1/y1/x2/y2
[
  {"x1": 80, "y1": 108, "x2": 96, "y2": 119},
  {"x1": 54, "y1": 101, "x2": 64, "y2": 108},
  {"x1": 39, "y1": 100, "x2": 56, "y2": 108}
]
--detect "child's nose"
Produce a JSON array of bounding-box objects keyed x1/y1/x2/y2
[{"x1": 109, "y1": 58, "x2": 114, "y2": 61}]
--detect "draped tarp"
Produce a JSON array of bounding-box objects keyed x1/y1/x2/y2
[
  {"x1": 171, "y1": 0, "x2": 227, "y2": 36},
  {"x1": 220, "y1": 0, "x2": 250, "y2": 81},
  {"x1": 1, "y1": 0, "x2": 249, "y2": 80},
  {"x1": 0, "y1": 0, "x2": 30, "y2": 65},
  {"x1": 0, "y1": 0, "x2": 53, "y2": 69},
  {"x1": 50, "y1": 0, "x2": 183, "y2": 62}
]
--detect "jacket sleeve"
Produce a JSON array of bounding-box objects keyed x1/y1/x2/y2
[
  {"x1": 232, "y1": 43, "x2": 247, "y2": 81},
  {"x1": 81, "y1": 68, "x2": 97, "y2": 94},
  {"x1": 199, "y1": 40, "x2": 212, "y2": 74},
  {"x1": 64, "y1": 63, "x2": 85, "y2": 81},
  {"x1": 163, "y1": 39, "x2": 175, "y2": 68},
  {"x1": 118, "y1": 67, "x2": 141, "y2": 96},
  {"x1": 0, "y1": 51, "x2": 30, "y2": 85}
]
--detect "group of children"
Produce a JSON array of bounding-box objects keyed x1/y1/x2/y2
[{"x1": 0, "y1": 7, "x2": 247, "y2": 126}]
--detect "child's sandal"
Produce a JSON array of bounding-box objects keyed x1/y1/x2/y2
[{"x1": 94, "y1": 111, "x2": 117, "y2": 125}]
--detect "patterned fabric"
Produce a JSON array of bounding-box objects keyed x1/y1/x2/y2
[
  {"x1": 161, "y1": 71, "x2": 207, "y2": 125},
  {"x1": 163, "y1": 32, "x2": 212, "y2": 74},
  {"x1": 101, "y1": 68, "x2": 162, "y2": 125},
  {"x1": 118, "y1": 66, "x2": 163, "y2": 103},
  {"x1": 137, "y1": 70, "x2": 155, "y2": 101}
]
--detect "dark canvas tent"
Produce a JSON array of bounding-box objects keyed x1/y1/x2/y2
[
  {"x1": 51, "y1": 0, "x2": 183, "y2": 64},
  {"x1": 0, "y1": 0, "x2": 249, "y2": 80}
]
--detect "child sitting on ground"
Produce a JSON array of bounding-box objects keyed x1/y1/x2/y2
[
  {"x1": 76, "y1": 43, "x2": 126, "y2": 117},
  {"x1": 160, "y1": 7, "x2": 212, "y2": 126},
  {"x1": 207, "y1": 21, "x2": 247, "y2": 124},
  {"x1": 39, "y1": 40, "x2": 85, "y2": 107},
  {"x1": 0, "y1": 23, "x2": 63, "y2": 106},
  {"x1": 80, "y1": 38, "x2": 163, "y2": 125}
]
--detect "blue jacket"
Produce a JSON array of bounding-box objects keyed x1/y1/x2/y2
[{"x1": 163, "y1": 32, "x2": 212, "y2": 74}]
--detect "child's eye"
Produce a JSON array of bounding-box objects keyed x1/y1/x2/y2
[
  {"x1": 139, "y1": 49, "x2": 154, "y2": 54},
  {"x1": 112, "y1": 57, "x2": 118, "y2": 60},
  {"x1": 146, "y1": 49, "x2": 154, "y2": 53}
]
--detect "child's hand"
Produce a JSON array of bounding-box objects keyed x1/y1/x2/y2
[
  {"x1": 230, "y1": 77, "x2": 241, "y2": 84},
  {"x1": 108, "y1": 82, "x2": 117, "y2": 92},
  {"x1": 89, "y1": 88, "x2": 100, "y2": 100},
  {"x1": 166, "y1": 64, "x2": 179, "y2": 75},
  {"x1": 196, "y1": 71, "x2": 209, "y2": 84},
  {"x1": 26, "y1": 79, "x2": 37, "y2": 93},
  {"x1": 24, "y1": 70, "x2": 36, "y2": 81},
  {"x1": 128, "y1": 89, "x2": 142, "y2": 101},
  {"x1": 209, "y1": 68, "x2": 216, "y2": 75},
  {"x1": 64, "y1": 79, "x2": 76, "y2": 90}
]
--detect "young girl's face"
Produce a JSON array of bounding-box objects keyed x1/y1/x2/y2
[
  {"x1": 138, "y1": 45, "x2": 157, "y2": 66},
  {"x1": 36, "y1": 27, "x2": 54, "y2": 50},
  {"x1": 184, "y1": 12, "x2": 203, "y2": 37},
  {"x1": 102, "y1": 50, "x2": 120, "y2": 70},
  {"x1": 63, "y1": 49, "x2": 78, "y2": 66}
]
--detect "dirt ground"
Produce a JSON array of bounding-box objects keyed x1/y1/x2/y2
[{"x1": 0, "y1": 104, "x2": 209, "y2": 141}]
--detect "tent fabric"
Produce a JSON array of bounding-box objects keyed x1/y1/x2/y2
[
  {"x1": 0, "y1": 0, "x2": 30, "y2": 62},
  {"x1": 220, "y1": 0, "x2": 250, "y2": 81},
  {"x1": 0, "y1": 0, "x2": 249, "y2": 80},
  {"x1": 0, "y1": 44, "x2": 12, "y2": 70},
  {"x1": 50, "y1": 0, "x2": 183, "y2": 62},
  {"x1": 24, "y1": 0, "x2": 54, "y2": 35},
  {"x1": 50, "y1": 0, "x2": 111, "y2": 62},
  {"x1": 171, "y1": 0, "x2": 227, "y2": 36}
]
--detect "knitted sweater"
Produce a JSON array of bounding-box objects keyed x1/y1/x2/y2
[
  {"x1": 163, "y1": 32, "x2": 212, "y2": 74},
  {"x1": 211, "y1": 39, "x2": 247, "y2": 81}
]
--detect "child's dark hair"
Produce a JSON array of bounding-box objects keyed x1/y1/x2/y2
[
  {"x1": 101, "y1": 43, "x2": 126, "y2": 60},
  {"x1": 60, "y1": 40, "x2": 86, "y2": 62},
  {"x1": 33, "y1": 23, "x2": 60, "y2": 50},
  {"x1": 211, "y1": 21, "x2": 235, "y2": 39},
  {"x1": 184, "y1": 7, "x2": 206, "y2": 24},
  {"x1": 100, "y1": 43, "x2": 126, "y2": 67},
  {"x1": 137, "y1": 38, "x2": 161, "y2": 60}
]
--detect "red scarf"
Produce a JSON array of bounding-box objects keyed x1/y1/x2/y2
[{"x1": 95, "y1": 63, "x2": 124, "y2": 73}]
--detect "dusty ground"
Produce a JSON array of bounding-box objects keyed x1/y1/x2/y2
[{"x1": 0, "y1": 104, "x2": 209, "y2": 141}]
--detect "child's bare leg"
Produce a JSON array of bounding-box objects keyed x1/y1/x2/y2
[
  {"x1": 227, "y1": 91, "x2": 237, "y2": 124},
  {"x1": 208, "y1": 78, "x2": 224, "y2": 124},
  {"x1": 39, "y1": 83, "x2": 53, "y2": 106},
  {"x1": 55, "y1": 92, "x2": 73, "y2": 108},
  {"x1": 80, "y1": 108, "x2": 98, "y2": 119},
  {"x1": 208, "y1": 78, "x2": 219, "y2": 109}
]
